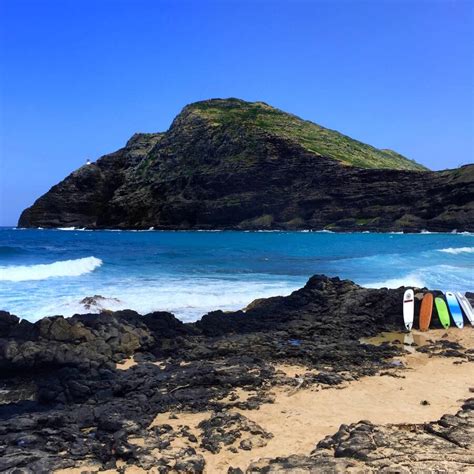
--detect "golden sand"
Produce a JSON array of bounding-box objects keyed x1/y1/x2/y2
[{"x1": 58, "y1": 328, "x2": 473, "y2": 473}]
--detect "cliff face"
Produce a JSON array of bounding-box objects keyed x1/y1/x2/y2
[{"x1": 18, "y1": 98, "x2": 474, "y2": 232}]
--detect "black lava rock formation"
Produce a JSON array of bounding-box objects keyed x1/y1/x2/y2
[{"x1": 1, "y1": 276, "x2": 473, "y2": 472}]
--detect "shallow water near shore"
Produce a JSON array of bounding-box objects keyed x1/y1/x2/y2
[
  {"x1": 0, "y1": 228, "x2": 472, "y2": 321},
  {"x1": 360, "y1": 331, "x2": 431, "y2": 354}
]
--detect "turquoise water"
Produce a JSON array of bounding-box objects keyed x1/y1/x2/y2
[{"x1": 0, "y1": 228, "x2": 472, "y2": 321}]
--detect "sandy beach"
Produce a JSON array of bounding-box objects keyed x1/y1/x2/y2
[
  {"x1": 107, "y1": 328, "x2": 472, "y2": 473},
  {"x1": 3, "y1": 276, "x2": 473, "y2": 473}
]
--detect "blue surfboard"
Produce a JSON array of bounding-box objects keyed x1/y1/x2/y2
[{"x1": 445, "y1": 291, "x2": 464, "y2": 328}]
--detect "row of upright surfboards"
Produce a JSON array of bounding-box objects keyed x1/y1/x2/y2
[{"x1": 403, "y1": 290, "x2": 474, "y2": 331}]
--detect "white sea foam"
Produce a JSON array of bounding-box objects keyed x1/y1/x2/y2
[
  {"x1": 2, "y1": 227, "x2": 472, "y2": 322},
  {"x1": 437, "y1": 247, "x2": 474, "y2": 255},
  {"x1": 0, "y1": 256, "x2": 102, "y2": 282},
  {"x1": 364, "y1": 264, "x2": 471, "y2": 291},
  {"x1": 364, "y1": 272, "x2": 427, "y2": 290},
  {"x1": 4, "y1": 277, "x2": 301, "y2": 322}
]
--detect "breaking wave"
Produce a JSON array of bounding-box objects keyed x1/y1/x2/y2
[
  {"x1": 8, "y1": 277, "x2": 301, "y2": 322},
  {"x1": 0, "y1": 257, "x2": 103, "y2": 282},
  {"x1": 437, "y1": 247, "x2": 474, "y2": 255},
  {"x1": 364, "y1": 272, "x2": 427, "y2": 290},
  {"x1": 364, "y1": 264, "x2": 471, "y2": 291}
]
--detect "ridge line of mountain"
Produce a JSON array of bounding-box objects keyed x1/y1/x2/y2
[{"x1": 18, "y1": 98, "x2": 473, "y2": 232}]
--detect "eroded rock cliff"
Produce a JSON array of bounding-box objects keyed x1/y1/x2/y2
[{"x1": 18, "y1": 99, "x2": 474, "y2": 231}]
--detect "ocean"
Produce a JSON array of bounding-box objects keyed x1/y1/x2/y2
[{"x1": 0, "y1": 228, "x2": 472, "y2": 322}]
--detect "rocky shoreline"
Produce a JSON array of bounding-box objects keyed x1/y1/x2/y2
[{"x1": 1, "y1": 275, "x2": 473, "y2": 472}]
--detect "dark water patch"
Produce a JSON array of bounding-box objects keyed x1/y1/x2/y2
[{"x1": 0, "y1": 246, "x2": 29, "y2": 257}]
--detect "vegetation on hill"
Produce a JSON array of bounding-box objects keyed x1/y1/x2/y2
[{"x1": 189, "y1": 98, "x2": 427, "y2": 171}]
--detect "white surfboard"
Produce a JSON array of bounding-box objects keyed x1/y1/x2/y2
[
  {"x1": 455, "y1": 292, "x2": 474, "y2": 325},
  {"x1": 403, "y1": 289, "x2": 414, "y2": 330}
]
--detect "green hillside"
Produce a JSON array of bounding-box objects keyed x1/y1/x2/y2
[{"x1": 189, "y1": 98, "x2": 427, "y2": 171}]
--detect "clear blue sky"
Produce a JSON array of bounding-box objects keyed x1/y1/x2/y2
[{"x1": 1, "y1": 0, "x2": 473, "y2": 226}]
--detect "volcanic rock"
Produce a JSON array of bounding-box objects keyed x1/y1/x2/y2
[
  {"x1": 0, "y1": 275, "x2": 472, "y2": 472},
  {"x1": 18, "y1": 98, "x2": 474, "y2": 232}
]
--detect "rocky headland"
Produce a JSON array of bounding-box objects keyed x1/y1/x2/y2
[
  {"x1": 18, "y1": 98, "x2": 474, "y2": 232},
  {"x1": 1, "y1": 275, "x2": 473, "y2": 472}
]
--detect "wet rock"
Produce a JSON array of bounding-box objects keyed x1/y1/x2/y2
[
  {"x1": 80, "y1": 295, "x2": 121, "y2": 311},
  {"x1": 0, "y1": 311, "x2": 19, "y2": 338}
]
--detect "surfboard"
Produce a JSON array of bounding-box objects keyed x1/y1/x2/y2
[
  {"x1": 455, "y1": 292, "x2": 474, "y2": 325},
  {"x1": 435, "y1": 297, "x2": 450, "y2": 329},
  {"x1": 419, "y1": 292, "x2": 433, "y2": 331},
  {"x1": 403, "y1": 289, "x2": 414, "y2": 330},
  {"x1": 445, "y1": 291, "x2": 464, "y2": 328}
]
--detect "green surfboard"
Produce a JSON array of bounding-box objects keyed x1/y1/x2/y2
[{"x1": 435, "y1": 297, "x2": 450, "y2": 329}]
